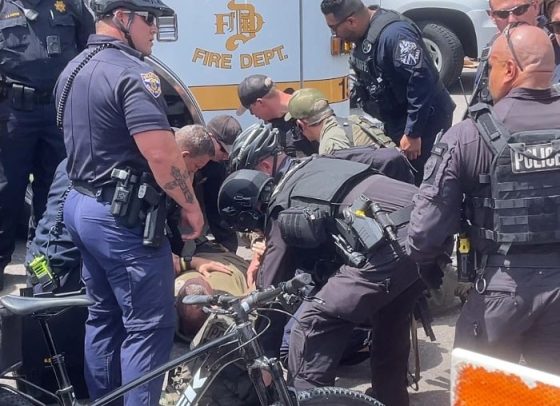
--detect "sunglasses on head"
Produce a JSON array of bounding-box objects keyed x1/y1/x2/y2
[
  {"x1": 502, "y1": 22, "x2": 526, "y2": 71},
  {"x1": 547, "y1": 21, "x2": 560, "y2": 34},
  {"x1": 121, "y1": 10, "x2": 157, "y2": 26},
  {"x1": 489, "y1": 2, "x2": 532, "y2": 19}
]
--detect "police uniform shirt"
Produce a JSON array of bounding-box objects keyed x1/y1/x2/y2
[
  {"x1": 407, "y1": 87, "x2": 560, "y2": 263},
  {"x1": 56, "y1": 35, "x2": 172, "y2": 187},
  {"x1": 318, "y1": 115, "x2": 352, "y2": 155},
  {"x1": 0, "y1": 0, "x2": 94, "y2": 91},
  {"x1": 352, "y1": 10, "x2": 445, "y2": 137}
]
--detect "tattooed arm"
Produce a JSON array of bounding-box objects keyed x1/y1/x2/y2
[{"x1": 134, "y1": 130, "x2": 204, "y2": 239}]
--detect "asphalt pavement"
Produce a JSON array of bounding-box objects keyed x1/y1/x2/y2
[{"x1": 0, "y1": 66, "x2": 478, "y2": 406}]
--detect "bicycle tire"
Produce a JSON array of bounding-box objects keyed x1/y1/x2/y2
[
  {"x1": 0, "y1": 387, "x2": 34, "y2": 406},
  {"x1": 297, "y1": 386, "x2": 384, "y2": 406}
]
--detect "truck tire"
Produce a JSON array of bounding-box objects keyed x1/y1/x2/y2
[
  {"x1": 418, "y1": 21, "x2": 464, "y2": 88},
  {"x1": 297, "y1": 387, "x2": 383, "y2": 405}
]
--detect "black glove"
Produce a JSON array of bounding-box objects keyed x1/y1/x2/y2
[{"x1": 417, "y1": 263, "x2": 444, "y2": 291}]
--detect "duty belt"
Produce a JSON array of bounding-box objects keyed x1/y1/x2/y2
[
  {"x1": 1, "y1": 83, "x2": 54, "y2": 109},
  {"x1": 73, "y1": 182, "x2": 116, "y2": 203}
]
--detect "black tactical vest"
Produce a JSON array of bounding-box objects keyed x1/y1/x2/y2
[
  {"x1": 269, "y1": 157, "x2": 372, "y2": 214},
  {"x1": 468, "y1": 103, "x2": 560, "y2": 254},
  {"x1": 349, "y1": 9, "x2": 414, "y2": 119}
]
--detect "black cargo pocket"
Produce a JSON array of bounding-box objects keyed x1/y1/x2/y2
[{"x1": 0, "y1": 15, "x2": 29, "y2": 51}]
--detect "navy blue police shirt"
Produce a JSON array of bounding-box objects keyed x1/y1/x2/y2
[
  {"x1": 373, "y1": 20, "x2": 443, "y2": 137},
  {"x1": 0, "y1": 0, "x2": 94, "y2": 91},
  {"x1": 55, "y1": 35, "x2": 172, "y2": 187}
]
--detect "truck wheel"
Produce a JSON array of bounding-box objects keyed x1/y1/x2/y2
[{"x1": 418, "y1": 22, "x2": 464, "y2": 88}]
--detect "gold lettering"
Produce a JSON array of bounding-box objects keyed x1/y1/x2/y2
[
  {"x1": 275, "y1": 45, "x2": 288, "y2": 60},
  {"x1": 192, "y1": 48, "x2": 205, "y2": 63},
  {"x1": 221, "y1": 0, "x2": 264, "y2": 51},
  {"x1": 192, "y1": 48, "x2": 233, "y2": 69},
  {"x1": 215, "y1": 13, "x2": 234, "y2": 34},
  {"x1": 240, "y1": 54, "x2": 252, "y2": 69},
  {"x1": 238, "y1": 45, "x2": 288, "y2": 68},
  {"x1": 221, "y1": 53, "x2": 232, "y2": 69},
  {"x1": 253, "y1": 51, "x2": 265, "y2": 67}
]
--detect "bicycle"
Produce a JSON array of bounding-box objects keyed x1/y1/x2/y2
[{"x1": 0, "y1": 274, "x2": 383, "y2": 406}]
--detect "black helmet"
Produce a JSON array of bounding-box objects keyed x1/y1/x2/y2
[
  {"x1": 229, "y1": 123, "x2": 281, "y2": 172},
  {"x1": 218, "y1": 169, "x2": 274, "y2": 232},
  {"x1": 90, "y1": 0, "x2": 174, "y2": 17}
]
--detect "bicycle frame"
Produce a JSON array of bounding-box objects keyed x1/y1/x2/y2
[
  {"x1": 1, "y1": 276, "x2": 310, "y2": 406},
  {"x1": 93, "y1": 317, "x2": 296, "y2": 406}
]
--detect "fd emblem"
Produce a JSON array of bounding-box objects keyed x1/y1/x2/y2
[
  {"x1": 361, "y1": 40, "x2": 372, "y2": 54},
  {"x1": 141, "y1": 72, "x2": 162, "y2": 98},
  {"x1": 397, "y1": 40, "x2": 421, "y2": 66}
]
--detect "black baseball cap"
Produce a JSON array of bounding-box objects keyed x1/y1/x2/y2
[
  {"x1": 236, "y1": 74, "x2": 274, "y2": 116},
  {"x1": 207, "y1": 115, "x2": 242, "y2": 152}
]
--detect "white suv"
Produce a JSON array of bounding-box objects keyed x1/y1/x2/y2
[{"x1": 366, "y1": 0, "x2": 497, "y2": 87}]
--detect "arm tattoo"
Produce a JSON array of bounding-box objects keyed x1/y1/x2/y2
[{"x1": 163, "y1": 166, "x2": 194, "y2": 204}]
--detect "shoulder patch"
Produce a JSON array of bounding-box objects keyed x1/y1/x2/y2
[
  {"x1": 140, "y1": 72, "x2": 162, "y2": 98},
  {"x1": 397, "y1": 39, "x2": 421, "y2": 66},
  {"x1": 423, "y1": 143, "x2": 448, "y2": 184},
  {"x1": 361, "y1": 40, "x2": 373, "y2": 54}
]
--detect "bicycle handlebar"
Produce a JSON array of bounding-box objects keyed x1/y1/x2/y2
[{"x1": 181, "y1": 273, "x2": 312, "y2": 311}]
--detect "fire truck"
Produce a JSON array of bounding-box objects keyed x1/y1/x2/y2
[{"x1": 149, "y1": 0, "x2": 351, "y2": 128}]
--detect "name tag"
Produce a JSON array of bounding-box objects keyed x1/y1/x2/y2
[{"x1": 511, "y1": 142, "x2": 560, "y2": 173}]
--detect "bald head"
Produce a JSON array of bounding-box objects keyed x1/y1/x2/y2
[
  {"x1": 488, "y1": 24, "x2": 554, "y2": 101},
  {"x1": 495, "y1": 24, "x2": 554, "y2": 74}
]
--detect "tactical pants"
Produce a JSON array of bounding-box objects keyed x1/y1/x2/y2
[
  {"x1": 64, "y1": 190, "x2": 175, "y2": 406},
  {"x1": 455, "y1": 261, "x2": 560, "y2": 375},
  {"x1": 288, "y1": 261, "x2": 424, "y2": 406},
  {"x1": 0, "y1": 101, "x2": 65, "y2": 279},
  {"x1": 385, "y1": 98, "x2": 454, "y2": 185}
]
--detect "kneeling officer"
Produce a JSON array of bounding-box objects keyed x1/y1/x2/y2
[{"x1": 218, "y1": 158, "x2": 440, "y2": 406}]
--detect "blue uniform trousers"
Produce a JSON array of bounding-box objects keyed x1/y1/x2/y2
[
  {"x1": 0, "y1": 101, "x2": 65, "y2": 274},
  {"x1": 64, "y1": 189, "x2": 175, "y2": 405}
]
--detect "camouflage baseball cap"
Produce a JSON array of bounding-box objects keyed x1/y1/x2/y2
[{"x1": 284, "y1": 88, "x2": 333, "y2": 125}]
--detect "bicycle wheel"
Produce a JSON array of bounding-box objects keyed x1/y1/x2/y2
[
  {"x1": 297, "y1": 386, "x2": 384, "y2": 406},
  {"x1": 0, "y1": 387, "x2": 34, "y2": 406}
]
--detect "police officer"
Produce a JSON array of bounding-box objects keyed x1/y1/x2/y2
[
  {"x1": 236, "y1": 74, "x2": 317, "y2": 156},
  {"x1": 0, "y1": 0, "x2": 94, "y2": 289},
  {"x1": 285, "y1": 87, "x2": 396, "y2": 154},
  {"x1": 218, "y1": 163, "x2": 433, "y2": 406},
  {"x1": 21, "y1": 158, "x2": 88, "y2": 400},
  {"x1": 320, "y1": 0, "x2": 455, "y2": 184},
  {"x1": 55, "y1": 0, "x2": 204, "y2": 403},
  {"x1": 543, "y1": 0, "x2": 560, "y2": 82},
  {"x1": 407, "y1": 25, "x2": 560, "y2": 374},
  {"x1": 469, "y1": 0, "x2": 540, "y2": 108},
  {"x1": 195, "y1": 115, "x2": 243, "y2": 252}
]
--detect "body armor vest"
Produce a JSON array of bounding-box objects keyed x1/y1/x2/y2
[
  {"x1": 268, "y1": 157, "x2": 373, "y2": 248},
  {"x1": 468, "y1": 103, "x2": 560, "y2": 255},
  {"x1": 349, "y1": 9, "x2": 410, "y2": 120},
  {"x1": 336, "y1": 115, "x2": 396, "y2": 149}
]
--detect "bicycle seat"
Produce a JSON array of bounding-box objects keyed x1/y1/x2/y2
[{"x1": 0, "y1": 294, "x2": 94, "y2": 316}]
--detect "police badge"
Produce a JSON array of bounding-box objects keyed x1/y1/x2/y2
[
  {"x1": 141, "y1": 72, "x2": 162, "y2": 98},
  {"x1": 361, "y1": 40, "x2": 372, "y2": 54}
]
